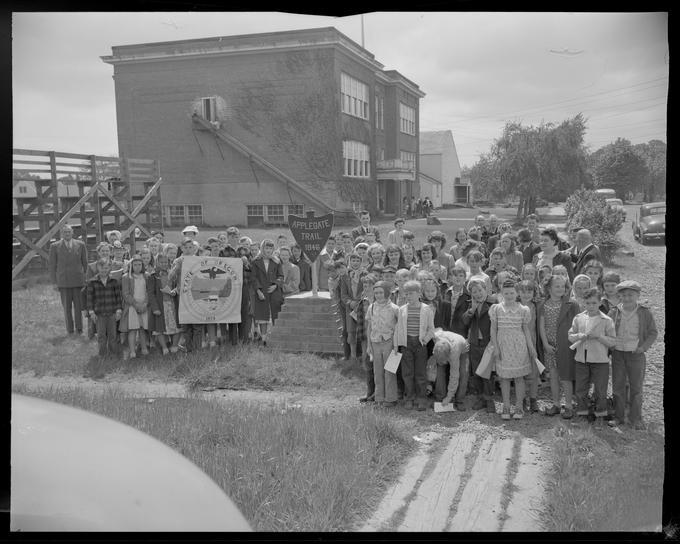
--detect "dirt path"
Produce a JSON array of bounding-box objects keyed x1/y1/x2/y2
[
  {"x1": 13, "y1": 371, "x2": 550, "y2": 532},
  {"x1": 359, "y1": 424, "x2": 548, "y2": 532}
]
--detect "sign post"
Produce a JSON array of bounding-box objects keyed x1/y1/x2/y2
[{"x1": 288, "y1": 210, "x2": 334, "y2": 298}]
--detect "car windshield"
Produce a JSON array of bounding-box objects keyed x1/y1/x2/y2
[{"x1": 644, "y1": 206, "x2": 666, "y2": 216}]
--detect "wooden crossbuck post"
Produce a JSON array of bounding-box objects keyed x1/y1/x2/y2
[{"x1": 13, "y1": 149, "x2": 162, "y2": 280}]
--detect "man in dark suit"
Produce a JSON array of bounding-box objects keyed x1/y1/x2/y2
[
  {"x1": 571, "y1": 229, "x2": 602, "y2": 275},
  {"x1": 49, "y1": 224, "x2": 89, "y2": 334},
  {"x1": 517, "y1": 228, "x2": 541, "y2": 265},
  {"x1": 351, "y1": 210, "x2": 381, "y2": 243}
]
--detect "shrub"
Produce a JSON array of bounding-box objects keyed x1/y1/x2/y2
[{"x1": 564, "y1": 189, "x2": 624, "y2": 264}]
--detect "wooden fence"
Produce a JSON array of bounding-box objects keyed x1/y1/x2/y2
[{"x1": 12, "y1": 149, "x2": 162, "y2": 279}]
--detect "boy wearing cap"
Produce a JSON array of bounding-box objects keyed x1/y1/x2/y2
[{"x1": 607, "y1": 280, "x2": 658, "y2": 429}]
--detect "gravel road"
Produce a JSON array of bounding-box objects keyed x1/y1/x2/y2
[{"x1": 618, "y1": 205, "x2": 665, "y2": 430}]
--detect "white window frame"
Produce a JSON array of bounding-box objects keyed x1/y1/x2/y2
[
  {"x1": 400, "y1": 150, "x2": 416, "y2": 169},
  {"x1": 375, "y1": 94, "x2": 384, "y2": 130},
  {"x1": 341, "y1": 73, "x2": 369, "y2": 121},
  {"x1": 399, "y1": 102, "x2": 416, "y2": 136},
  {"x1": 343, "y1": 140, "x2": 371, "y2": 179},
  {"x1": 246, "y1": 204, "x2": 304, "y2": 226},
  {"x1": 201, "y1": 96, "x2": 217, "y2": 122},
  {"x1": 165, "y1": 204, "x2": 203, "y2": 227}
]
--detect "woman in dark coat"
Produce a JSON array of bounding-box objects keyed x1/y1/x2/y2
[{"x1": 251, "y1": 239, "x2": 284, "y2": 343}]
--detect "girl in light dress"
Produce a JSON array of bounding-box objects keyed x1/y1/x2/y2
[
  {"x1": 120, "y1": 255, "x2": 149, "y2": 359},
  {"x1": 489, "y1": 279, "x2": 537, "y2": 420}
]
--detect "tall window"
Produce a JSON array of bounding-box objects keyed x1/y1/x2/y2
[
  {"x1": 341, "y1": 73, "x2": 369, "y2": 120},
  {"x1": 375, "y1": 94, "x2": 384, "y2": 130},
  {"x1": 343, "y1": 141, "x2": 370, "y2": 178},
  {"x1": 201, "y1": 97, "x2": 217, "y2": 122},
  {"x1": 399, "y1": 102, "x2": 416, "y2": 135},
  {"x1": 187, "y1": 205, "x2": 203, "y2": 224}
]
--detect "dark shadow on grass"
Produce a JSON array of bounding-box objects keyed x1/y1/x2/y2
[{"x1": 330, "y1": 358, "x2": 367, "y2": 381}]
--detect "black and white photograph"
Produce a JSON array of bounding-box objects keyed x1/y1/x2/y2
[{"x1": 11, "y1": 11, "x2": 667, "y2": 534}]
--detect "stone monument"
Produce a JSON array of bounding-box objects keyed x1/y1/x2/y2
[{"x1": 267, "y1": 210, "x2": 344, "y2": 354}]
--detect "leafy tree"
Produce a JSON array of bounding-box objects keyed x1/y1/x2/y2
[
  {"x1": 590, "y1": 138, "x2": 648, "y2": 200},
  {"x1": 491, "y1": 114, "x2": 588, "y2": 219},
  {"x1": 467, "y1": 153, "x2": 501, "y2": 202},
  {"x1": 565, "y1": 188, "x2": 624, "y2": 264},
  {"x1": 633, "y1": 139, "x2": 666, "y2": 202}
]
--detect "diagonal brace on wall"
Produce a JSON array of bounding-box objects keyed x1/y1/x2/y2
[{"x1": 12, "y1": 181, "x2": 103, "y2": 280}]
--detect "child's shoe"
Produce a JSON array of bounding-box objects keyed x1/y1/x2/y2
[
  {"x1": 501, "y1": 407, "x2": 511, "y2": 420},
  {"x1": 545, "y1": 405, "x2": 560, "y2": 416},
  {"x1": 472, "y1": 398, "x2": 486, "y2": 410},
  {"x1": 513, "y1": 409, "x2": 524, "y2": 420},
  {"x1": 140, "y1": 348, "x2": 149, "y2": 356},
  {"x1": 486, "y1": 400, "x2": 496, "y2": 413},
  {"x1": 161, "y1": 348, "x2": 170, "y2": 356},
  {"x1": 169, "y1": 346, "x2": 178, "y2": 354}
]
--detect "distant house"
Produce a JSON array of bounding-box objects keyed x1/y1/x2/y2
[
  {"x1": 102, "y1": 27, "x2": 425, "y2": 227},
  {"x1": 419, "y1": 130, "x2": 470, "y2": 206}
]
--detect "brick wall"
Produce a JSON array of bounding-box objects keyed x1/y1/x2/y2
[{"x1": 113, "y1": 47, "x2": 359, "y2": 224}]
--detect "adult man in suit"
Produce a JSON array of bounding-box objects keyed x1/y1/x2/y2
[
  {"x1": 49, "y1": 224, "x2": 88, "y2": 335},
  {"x1": 351, "y1": 210, "x2": 381, "y2": 243},
  {"x1": 517, "y1": 228, "x2": 541, "y2": 265},
  {"x1": 571, "y1": 229, "x2": 602, "y2": 276}
]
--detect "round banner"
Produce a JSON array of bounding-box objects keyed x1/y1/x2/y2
[{"x1": 178, "y1": 256, "x2": 243, "y2": 324}]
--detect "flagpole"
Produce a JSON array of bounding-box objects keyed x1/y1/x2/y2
[{"x1": 361, "y1": 14, "x2": 365, "y2": 48}]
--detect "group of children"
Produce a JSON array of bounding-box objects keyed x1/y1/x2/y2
[
  {"x1": 321, "y1": 215, "x2": 658, "y2": 429},
  {"x1": 80, "y1": 214, "x2": 659, "y2": 429},
  {"x1": 82, "y1": 225, "x2": 312, "y2": 360}
]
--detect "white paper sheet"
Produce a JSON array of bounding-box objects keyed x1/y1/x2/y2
[{"x1": 384, "y1": 350, "x2": 402, "y2": 373}]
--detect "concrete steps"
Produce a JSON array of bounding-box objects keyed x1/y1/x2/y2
[{"x1": 268, "y1": 291, "x2": 344, "y2": 355}]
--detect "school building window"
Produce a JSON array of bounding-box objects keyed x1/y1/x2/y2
[
  {"x1": 341, "y1": 72, "x2": 369, "y2": 120},
  {"x1": 343, "y1": 140, "x2": 370, "y2": 178},
  {"x1": 201, "y1": 96, "x2": 217, "y2": 122},
  {"x1": 400, "y1": 102, "x2": 416, "y2": 136},
  {"x1": 400, "y1": 150, "x2": 416, "y2": 166},
  {"x1": 375, "y1": 94, "x2": 384, "y2": 130},
  {"x1": 288, "y1": 204, "x2": 304, "y2": 217},
  {"x1": 246, "y1": 203, "x2": 304, "y2": 227},
  {"x1": 164, "y1": 204, "x2": 204, "y2": 227}
]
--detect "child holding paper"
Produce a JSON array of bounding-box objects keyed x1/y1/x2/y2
[
  {"x1": 365, "y1": 281, "x2": 400, "y2": 407},
  {"x1": 568, "y1": 288, "x2": 617, "y2": 420}
]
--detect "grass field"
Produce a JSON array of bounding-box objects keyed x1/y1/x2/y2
[
  {"x1": 11, "y1": 383, "x2": 413, "y2": 531},
  {"x1": 541, "y1": 421, "x2": 664, "y2": 531}
]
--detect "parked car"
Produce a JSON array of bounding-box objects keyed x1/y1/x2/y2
[
  {"x1": 605, "y1": 198, "x2": 627, "y2": 220},
  {"x1": 632, "y1": 202, "x2": 665, "y2": 245}
]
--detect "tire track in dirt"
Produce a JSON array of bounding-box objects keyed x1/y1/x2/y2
[{"x1": 361, "y1": 425, "x2": 549, "y2": 532}]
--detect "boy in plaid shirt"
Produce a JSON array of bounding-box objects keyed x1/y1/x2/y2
[{"x1": 86, "y1": 258, "x2": 123, "y2": 357}]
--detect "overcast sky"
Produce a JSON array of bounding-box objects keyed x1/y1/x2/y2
[{"x1": 12, "y1": 11, "x2": 668, "y2": 168}]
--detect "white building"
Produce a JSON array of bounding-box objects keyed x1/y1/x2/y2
[{"x1": 419, "y1": 130, "x2": 470, "y2": 206}]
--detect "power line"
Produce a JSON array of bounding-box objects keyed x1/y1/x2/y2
[
  {"x1": 446, "y1": 75, "x2": 668, "y2": 124},
  {"x1": 587, "y1": 118, "x2": 667, "y2": 131}
]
